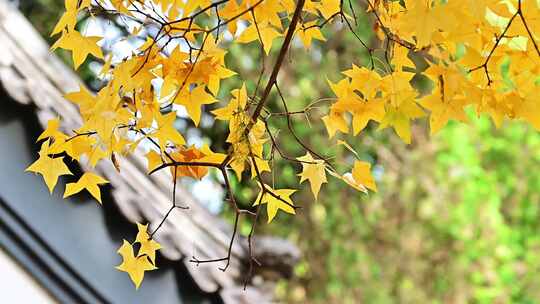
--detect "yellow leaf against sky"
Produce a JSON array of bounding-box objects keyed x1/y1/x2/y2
[
  {"x1": 26, "y1": 140, "x2": 72, "y2": 193},
  {"x1": 297, "y1": 152, "x2": 327, "y2": 200},
  {"x1": 152, "y1": 112, "x2": 185, "y2": 151},
  {"x1": 51, "y1": 30, "x2": 103, "y2": 69},
  {"x1": 174, "y1": 85, "x2": 216, "y2": 126},
  {"x1": 63, "y1": 172, "x2": 109, "y2": 204},
  {"x1": 182, "y1": 0, "x2": 212, "y2": 16},
  {"x1": 254, "y1": 185, "x2": 296, "y2": 223},
  {"x1": 110, "y1": 0, "x2": 132, "y2": 15},
  {"x1": 207, "y1": 65, "x2": 237, "y2": 96},
  {"x1": 160, "y1": 47, "x2": 189, "y2": 98},
  {"x1": 99, "y1": 54, "x2": 112, "y2": 78},
  {"x1": 219, "y1": 0, "x2": 245, "y2": 34}
]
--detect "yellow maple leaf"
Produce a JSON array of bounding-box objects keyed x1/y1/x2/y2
[
  {"x1": 378, "y1": 102, "x2": 423, "y2": 144},
  {"x1": 145, "y1": 150, "x2": 163, "y2": 173},
  {"x1": 169, "y1": 146, "x2": 210, "y2": 180},
  {"x1": 297, "y1": 152, "x2": 327, "y2": 199},
  {"x1": 26, "y1": 140, "x2": 72, "y2": 193},
  {"x1": 152, "y1": 112, "x2": 185, "y2": 151},
  {"x1": 253, "y1": 185, "x2": 296, "y2": 223},
  {"x1": 379, "y1": 72, "x2": 425, "y2": 143},
  {"x1": 65, "y1": 135, "x2": 95, "y2": 161},
  {"x1": 250, "y1": 157, "x2": 271, "y2": 179},
  {"x1": 297, "y1": 22, "x2": 326, "y2": 49},
  {"x1": 420, "y1": 65, "x2": 470, "y2": 134},
  {"x1": 50, "y1": 8, "x2": 77, "y2": 37},
  {"x1": 340, "y1": 161, "x2": 377, "y2": 193},
  {"x1": 252, "y1": 0, "x2": 284, "y2": 29},
  {"x1": 322, "y1": 109, "x2": 348, "y2": 138},
  {"x1": 37, "y1": 118, "x2": 63, "y2": 142},
  {"x1": 421, "y1": 91, "x2": 468, "y2": 134},
  {"x1": 317, "y1": 0, "x2": 341, "y2": 19},
  {"x1": 64, "y1": 85, "x2": 95, "y2": 118},
  {"x1": 400, "y1": 1, "x2": 443, "y2": 48},
  {"x1": 198, "y1": 144, "x2": 227, "y2": 164},
  {"x1": 351, "y1": 161, "x2": 377, "y2": 192},
  {"x1": 99, "y1": 54, "x2": 113, "y2": 78},
  {"x1": 174, "y1": 85, "x2": 216, "y2": 126},
  {"x1": 87, "y1": 146, "x2": 109, "y2": 168},
  {"x1": 237, "y1": 22, "x2": 283, "y2": 55},
  {"x1": 207, "y1": 66, "x2": 237, "y2": 96},
  {"x1": 50, "y1": 0, "x2": 91, "y2": 36},
  {"x1": 212, "y1": 83, "x2": 248, "y2": 121},
  {"x1": 63, "y1": 172, "x2": 109, "y2": 204},
  {"x1": 328, "y1": 79, "x2": 385, "y2": 135},
  {"x1": 116, "y1": 240, "x2": 157, "y2": 289},
  {"x1": 51, "y1": 30, "x2": 103, "y2": 69},
  {"x1": 135, "y1": 223, "x2": 162, "y2": 265}
]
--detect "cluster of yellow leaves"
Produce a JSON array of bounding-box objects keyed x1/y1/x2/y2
[
  {"x1": 51, "y1": 0, "x2": 540, "y2": 289},
  {"x1": 26, "y1": 121, "x2": 109, "y2": 202},
  {"x1": 212, "y1": 84, "x2": 269, "y2": 179},
  {"x1": 50, "y1": 0, "x2": 102, "y2": 69},
  {"x1": 37, "y1": 1, "x2": 380, "y2": 227},
  {"x1": 225, "y1": 0, "x2": 337, "y2": 52},
  {"x1": 325, "y1": 0, "x2": 540, "y2": 144},
  {"x1": 323, "y1": 65, "x2": 424, "y2": 143},
  {"x1": 116, "y1": 223, "x2": 161, "y2": 288}
]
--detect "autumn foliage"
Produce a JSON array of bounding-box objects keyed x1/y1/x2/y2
[{"x1": 26, "y1": 0, "x2": 540, "y2": 289}]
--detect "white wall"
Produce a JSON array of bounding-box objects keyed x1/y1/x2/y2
[{"x1": 0, "y1": 248, "x2": 57, "y2": 303}]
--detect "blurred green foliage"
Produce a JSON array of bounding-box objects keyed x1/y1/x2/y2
[
  {"x1": 18, "y1": 0, "x2": 63, "y2": 42},
  {"x1": 21, "y1": 2, "x2": 540, "y2": 303},
  {"x1": 270, "y1": 114, "x2": 540, "y2": 303}
]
